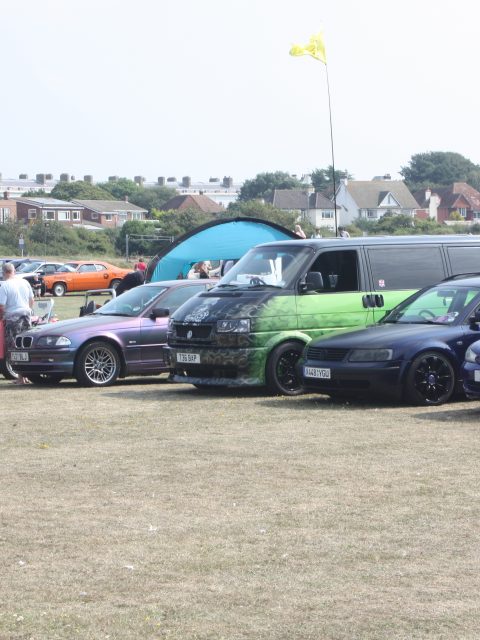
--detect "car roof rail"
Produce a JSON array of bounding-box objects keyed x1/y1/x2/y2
[{"x1": 442, "y1": 272, "x2": 480, "y2": 282}]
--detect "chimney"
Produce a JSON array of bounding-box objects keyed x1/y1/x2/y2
[
  {"x1": 209, "y1": 177, "x2": 219, "y2": 183},
  {"x1": 60, "y1": 173, "x2": 70, "y2": 182},
  {"x1": 3, "y1": 191, "x2": 8, "y2": 200},
  {"x1": 167, "y1": 176, "x2": 177, "y2": 182},
  {"x1": 124, "y1": 195, "x2": 129, "y2": 203},
  {"x1": 45, "y1": 173, "x2": 53, "y2": 180},
  {"x1": 383, "y1": 173, "x2": 391, "y2": 180},
  {"x1": 157, "y1": 176, "x2": 166, "y2": 186},
  {"x1": 425, "y1": 188, "x2": 431, "y2": 202},
  {"x1": 134, "y1": 175, "x2": 145, "y2": 186},
  {"x1": 108, "y1": 175, "x2": 119, "y2": 182},
  {"x1": 84, "y1": 175, "x2": 93, "y2": 183},
  {"x1": 19, "y1": 173, "x2": 28, "y2": 179},
  {"x1": 222, "y1": 176, "x2": 233, "y2": 188},
  {"x1": 36, "y1": 173, "x2": 46, "y2": 185},
  {"x1": 182, "y1": 176, "x2": 191, "y2": 188}
]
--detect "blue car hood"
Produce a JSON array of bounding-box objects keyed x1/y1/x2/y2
[{"x1": 25, "y1": 314, "x2": 139, "y2": 336}]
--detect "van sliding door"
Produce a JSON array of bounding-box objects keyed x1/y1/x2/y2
[{"x1": 366, "y1": 245, "x2": 447, "y2": 321}]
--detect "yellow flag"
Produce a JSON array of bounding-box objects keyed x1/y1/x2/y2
[{"x1": 289, "y1": 32, "x2": 327, "y2": 64}]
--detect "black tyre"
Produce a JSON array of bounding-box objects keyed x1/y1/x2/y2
[
  {"x1": 28, "y1": 374, "x2": 64, "y2": 385},
  {"x1": 0, "y1": 358, "x2": 19, "y2": 380},
  {"x1": 110, "y1": 279, "x2": 122, "y2": 290},
  {"x1": 405, "y1": 351, "x2": 455, "y2": 406},
  {"x1": 52, "y1": 282, "x2": 66, "y2": 297},
  {"x1": 266, "y1": 340, "x2": 305, "y2": 396},
  {"x1": 75, "y1": 341, "x2": 121, "y2": 387}
]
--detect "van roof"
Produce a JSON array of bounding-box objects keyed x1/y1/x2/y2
[{"x1": 257, "y1": 235, "x2": 480, "y2": 248}]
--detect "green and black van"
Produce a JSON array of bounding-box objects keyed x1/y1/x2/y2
[{"x1": 167, "y1": 235, "x2": 480, "y2": 394}]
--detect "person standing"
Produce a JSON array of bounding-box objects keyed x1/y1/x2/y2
[
  {"x1": 338, "y1": 226, "x2": 350, "y2": 238},
  {"x1": 114, "y1": 269, "x2": 145, "y2": 296},
  {"x1": 294, "y1": 224, "x2": 307, "y2": 238},
  {"x1": 134, "y1": 256, "x2": 147, "y2": 272},
  {"x1": 0, "y1": 262, "x2": 34, "y2": 384}
]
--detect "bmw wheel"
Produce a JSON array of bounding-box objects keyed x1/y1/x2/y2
[
  {"x1": 75, "y1": 341, "x2": 120, "y2": 387},
  {"x1": 405, "y1": 351, "x2": 455, "y2": 406}
]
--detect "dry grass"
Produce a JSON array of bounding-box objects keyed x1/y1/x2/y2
[{"x1": 1, "y1": 376, "x2": 480, "y2": 639}]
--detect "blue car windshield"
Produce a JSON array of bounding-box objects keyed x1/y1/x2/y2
[
  {"x1": 95, "y1": 285, "x2": 167, "y2": 317},
  {"x1": 382, "y1": 284, "x2": 480, "y2": 324}
]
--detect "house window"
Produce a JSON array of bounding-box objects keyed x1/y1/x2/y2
[
  {"x1": 91, "y1": 212, "x2": 98, "y2": 220},
  {"x1": 57, "y1": 211, "x2": 71, "y2": 221},
  {"x1": 131, "y1": 212, "x2": 142, "y2": 220},
  {"x1": 473, "y1": 211, "x2": 480, "y2": 219},
  {"x1": 1, "y1": 207, "x2": 10, "y2": 221},
  {"x1": 104, "y1": 214, "x2": 112, "y2": 221},
  {"x1": 71, "y1": 210, "x2": 80, "y2": 221},
  {"x1": 367, "y1": 209, "x2": 378, "y2": 219},
  {"x1": 321, "y1": 211, "x2": 334, "y2": 219},
  {"x1": 28, "y1": 208, "x2": 37, "y2": 219},
  {"x1": 459, "y1": 208, "x2": 467, "y2": 217},
  {"x1": 43, "y1": 210, "x2": 55, "y2": 221}
]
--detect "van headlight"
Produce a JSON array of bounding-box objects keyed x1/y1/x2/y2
[
  {"x1": 465, "y1": 346, "x2": 480, "y2": 364},
  {"x1": 349, "y1": 348, "x2": 393, "y2": 362},
  {"x1": 37, "y1": 335, "x2": 71, "y2": 347},
  {"x1": 216, "y1": 318, "x2": 250, "y2": 333}
]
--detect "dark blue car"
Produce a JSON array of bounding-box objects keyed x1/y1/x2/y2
[{"x1": 298, "y1": 275, "x2": 480, "y2": 406}]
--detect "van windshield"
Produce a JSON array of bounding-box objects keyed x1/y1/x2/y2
[{"x1": 218, "y1": 246, "x2": 312, "y2": 289}]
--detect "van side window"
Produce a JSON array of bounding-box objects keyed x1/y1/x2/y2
[
  {"x1": 447, "y1": 247, "x2": 480, "y2": 276},
  {"x1": 310, "y1": 250, "x2": 359, "y2": 292},
  {"x1": 368, "y1": 247, "x2": 445, "y2": 290}
]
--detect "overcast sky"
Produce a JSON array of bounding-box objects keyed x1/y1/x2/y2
[{"x1": 2, "y1": 0, "x2": 479, "y2": 184}]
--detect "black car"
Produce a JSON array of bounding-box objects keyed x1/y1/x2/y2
[{"x1": 298, "y1": 275, "x2": 480, "y2": 406}]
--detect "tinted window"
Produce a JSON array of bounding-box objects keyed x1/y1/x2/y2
[
  {"x1": 368, "y1": 247, "x2": 445, "y2": 291},
  {"x1": 447, "y1": 246, "x2": 480, "y2": 276},
  {"x1": 310, "y1": 250, "x2": 359, "y2": 291}
]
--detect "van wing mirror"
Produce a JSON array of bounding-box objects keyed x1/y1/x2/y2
[{"x1": 302, "y1": 271, "x2": 324, "y2": 292}]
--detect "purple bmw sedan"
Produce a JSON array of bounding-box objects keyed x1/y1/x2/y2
[{"x1": 10, "y1": 280, "x2": 214, "y2": 386}]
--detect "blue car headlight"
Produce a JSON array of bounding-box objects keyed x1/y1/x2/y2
[
  {"x1": 216, "y1": 318, "x2": 250, "y2": 333},
  {"x1": 36, "y1": 335, "x2": 71, "y2": 347},
  {"x1": 348, "y1": 348, "x2": 393, "y2": 362},
  {"x1": 464, "y1": 346, "x2": 480, "y2": 364}
]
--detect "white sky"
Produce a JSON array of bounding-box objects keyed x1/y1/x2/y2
[{"x1": 2, "y1": 0, "x2": 480, "y2": 184}]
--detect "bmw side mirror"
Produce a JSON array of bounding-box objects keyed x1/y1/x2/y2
[
  {"x1": 151, "y1": 306, "x2": 169, "y2": 319},
  {"x1": 469, "y1": 309, "x2": 480, "y2": 327}
]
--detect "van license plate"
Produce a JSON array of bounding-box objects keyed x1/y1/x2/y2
[
  {"x1": 304, "y1": 366, "x2": 330, "y2": 379},
  {"x1": 10, "y1": 351, "x2": 29, "y2": 362},
  {"x1": 177, "y1": 353, "x2": 200, "y2": 364}
]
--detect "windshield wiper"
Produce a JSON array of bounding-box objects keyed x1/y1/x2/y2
[{"x1": 247, "y1": 283, "x2": 281, "y2": 289}]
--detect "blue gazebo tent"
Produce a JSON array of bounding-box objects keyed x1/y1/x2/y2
[{"x1": 146, "y1": 217, "x2": 297, "y2": 282}]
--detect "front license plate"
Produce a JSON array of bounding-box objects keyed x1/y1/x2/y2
[
  {"x1": 474, "y1": 370, "x2": 480, "y2": 383},
  {"x1": 176, "y1": 352, "x2": 200, "y2": 364},
  {"x1": 10, "y1": 351, "x2": 29, "y2": 362},
  {"x1": 304, "y1": 366, "x2": 331, "y2": 379}
]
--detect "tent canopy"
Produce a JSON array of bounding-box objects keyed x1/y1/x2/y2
[{"x1": 148, "y1": 217, "x2": 297, "y2": 282}]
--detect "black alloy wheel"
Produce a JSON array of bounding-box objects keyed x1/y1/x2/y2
[
  {"x1": 405, "y1": 351, "x2": 455, "y2": 406},
  {"x1": 266, "y1": 340, "x2": 305, "y2": 396}
]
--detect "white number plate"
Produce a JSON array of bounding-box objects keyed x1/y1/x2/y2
[
  {"x1": 474, "y1": 370, "x2": 480, "y2": 383},
  {"x1": 10, "y1": 351, "x2": 29, "y2": 362},
  {"x1": 176, "y1": 352, "x2": 200, "y2": 364},
  {"x1": 304, "y1": 366, "x2": 331, "y2": 379}
]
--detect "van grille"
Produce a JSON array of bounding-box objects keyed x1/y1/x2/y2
[
  {"x1": 172, "y1": 323, "x2": 213, "y2": 343},
  {"x1": 306, "y1": 346, "x2": 349, "y2": 361}
]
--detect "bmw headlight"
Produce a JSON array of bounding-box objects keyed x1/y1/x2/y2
[
  {"x1": 37, "y1": 335, "x2": 71, "y2": 347},
  {"x1": 349, "y1": 348, "x2": 393, "y2": 362},
  {"x1": 216, "y1": 318, "x2": 250, "y2": 333},
  {"x1": 168, "y1": 318, "x2": 174, "y2": 332},
  {"x1": 465, "y1": 346, "x2": 480, "y2": 364}
]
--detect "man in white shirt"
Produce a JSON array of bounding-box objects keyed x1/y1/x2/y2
[{"x1": 0, "y1": 262, "x2": 34, "y2": 384}]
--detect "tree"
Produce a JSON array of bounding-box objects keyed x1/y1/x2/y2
[
  {"x1": 128, "y1": 185, "x2": 176, "y2": 213},
  {"x1": 50, "y1": 181, "x2": 113, "y2": 200},
  {"x1": 97, "y1": 178, "x2": 142, "y2": 201},
  {"x1": 310, "y1": 166, "x2": 353, "y2": 195},
  {"x1": 238, "y1": 172, "x2": 303, "y2": 202},
  {"x1": 400, "y1": 152, "x2": 480, "y2": 191},
  {"x1": 227, "y1": 199, "x2": 302, "y2": 233}
]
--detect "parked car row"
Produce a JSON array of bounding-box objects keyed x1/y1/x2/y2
[{"x1": 5, "y1": 235, "x2": 480, "y2": 407}]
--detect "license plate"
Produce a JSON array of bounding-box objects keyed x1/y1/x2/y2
[
  {"x1": 475, "y1": 370, "x2": 480, "y2": 383},
  {"x1": 10, "y1": 351, "x2": 29, "y2": 362},
  {"x1": 176, "y1": 352, "x2": 200, "y2": 364},
  {"x1": 304, "y1": 366, "x2": 331, "y2": 379}
]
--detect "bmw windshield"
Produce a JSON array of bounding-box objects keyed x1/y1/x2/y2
[
  {"x1": 217, "y1": 245, "x2": 312, "y2": 289},
  {"x1": 95, "y1": 286, "x2": 167, "y2": 317}
]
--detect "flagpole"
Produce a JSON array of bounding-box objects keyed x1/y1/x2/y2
[{"x1": 324, "y1": 65, "x2": 338, "y2": 236}]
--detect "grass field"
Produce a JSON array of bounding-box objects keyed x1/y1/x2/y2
[{"x1": 1, "y1": 368, "x2": 480, "y2": 639}]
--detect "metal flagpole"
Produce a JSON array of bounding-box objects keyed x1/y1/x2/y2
[{"x1": 324, "y1": 65, "x2": 338, "y2": 236}]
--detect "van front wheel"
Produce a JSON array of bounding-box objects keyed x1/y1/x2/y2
[{"x1": 266, "y1": 341, "x2": 305, "y2": 396}]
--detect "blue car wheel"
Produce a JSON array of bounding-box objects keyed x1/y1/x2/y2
[{"x1": 405, "y1": 351, "x2": 455, "y2": 406}]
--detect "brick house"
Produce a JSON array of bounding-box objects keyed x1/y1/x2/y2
[
  {"x1": 16, "y1": 197, "x2": 84, "y2": 225},
  {"x1": 414, "y1": 183, "x2": 480, "y2": 224},
  {"x1": 0, "y1": 192, "x2": 17, "y2": 223},
  {"x1": 73, "y1": 199, "x2": 148, "y2": 227}
]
